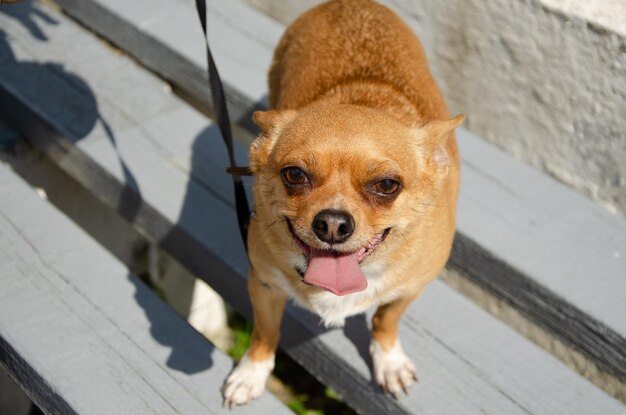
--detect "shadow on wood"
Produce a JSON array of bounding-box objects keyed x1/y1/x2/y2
[
  {"x1": 0, "y1": 2, "x2": 141, "y2": 220},
  {"x1": 0, "y1": 1, "x2": 215, "y2": 376},
  {"x1": 127, "y1": 274, "x2": 215, "y2": 373}
]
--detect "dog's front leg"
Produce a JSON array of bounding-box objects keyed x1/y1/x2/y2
[
  {"x1": 370, "y1": 293, "x2": 421, "y2": 398},
  {"x1": 222, "y1": 270, "x2": 287, "y2": 408}
]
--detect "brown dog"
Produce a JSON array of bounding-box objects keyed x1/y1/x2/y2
[{"x1": 223, "y1": 0, "x2": 463, "y2": 407}]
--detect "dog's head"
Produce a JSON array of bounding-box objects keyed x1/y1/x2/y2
[{"x1": 250, "y1": 103, "x2": 463, "y2": 296}]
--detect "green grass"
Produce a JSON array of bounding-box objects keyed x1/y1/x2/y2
[
  {"x1": 227, "y1": 318, "x2": 253, "y2": 361},
  {"x1": 287, "y1": 394, "x2": 324, "y2": 415}
]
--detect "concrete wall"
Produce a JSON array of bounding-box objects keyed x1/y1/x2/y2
[{"x1": 243, "y1": 0, "x2": 626, "y2": 216}]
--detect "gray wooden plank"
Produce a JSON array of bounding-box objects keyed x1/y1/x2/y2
[
  {"x1": 49, "y1": 0, "x2": 626, "y2": 383},
  {"x1": 456, "y1": 128, "x2": 626, "y2": 331},
  {"x1": 452, "y1": 128, "x2": 626, "y2": 384},
  {"x1": 0, "y1": 2, "x2": 624, "y2": 414},
  {"x1": 0, "y1": 161, "x2": 291, "y2": 414},
  {"x1": 51, "y1": 0, "x2": 275, "y2": 132}
]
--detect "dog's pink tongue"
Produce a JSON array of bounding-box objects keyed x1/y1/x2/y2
[{"x1": 303, "y1": 249, "x2": 368, "y2": 296}]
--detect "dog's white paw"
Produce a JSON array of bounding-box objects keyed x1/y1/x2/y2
[
  {"x1": 222, "y1": 354, "x2": 274, "y2": 408},
  {"x1": 370, "y1": 339, "x2": 417, "y2": 399}
]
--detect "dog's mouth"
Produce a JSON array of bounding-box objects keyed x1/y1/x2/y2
[{"x1": 286, "y1": 218, "x2": 390, "y2": 296}]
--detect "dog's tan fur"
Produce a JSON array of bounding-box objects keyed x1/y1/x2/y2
[{"x1": 223, "y1": 0, "x2": 463, "y2": 406}]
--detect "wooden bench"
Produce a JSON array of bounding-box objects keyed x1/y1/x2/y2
[
  {"x1": 1, "y1": 0, "x2": 624, "y2": 413},
  {"x1": 61, "y1": 0, "x2": 626, "y2": 390},
  {"x1": 0, "y1": 133, "x2": 290, "y2": 413},
  {"x1": 53, "y1": 0, "x2": 626, "y2": 387},
  {"x1": 55, "y1": 0, "x2": 626, "y2": 389}
]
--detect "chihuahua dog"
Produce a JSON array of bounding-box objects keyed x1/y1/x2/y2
[{"x1": 223, "y1": 0, "x2": 463, "y2": 407}]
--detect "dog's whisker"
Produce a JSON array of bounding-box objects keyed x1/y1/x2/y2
[
  {"x1": 265, "y1": 216, "x2": 284, "y2": 228},
  {"x1": 390, "y1": 229, "x2": 410, "y2": 249},
  {"x1": 262, "y1": 216, "x2": 287, "y2": 236}
]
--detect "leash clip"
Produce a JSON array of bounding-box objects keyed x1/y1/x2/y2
[{"x1": 226, "y1": 166, "x2": 253, "y2": 176}]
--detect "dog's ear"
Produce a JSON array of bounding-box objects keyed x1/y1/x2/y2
[
  {"x1": 420, "y1": 114, "x2": 464, "y2": 171},
  {"x1": 250, "y1": 110, "x2": 297, "y2": 173},
  {"x1": 423, "y1": 114, "x2": 464, "y2": 146},
  {"x1": 252, "y1": 110, "x2": 297, "y2": 133}
]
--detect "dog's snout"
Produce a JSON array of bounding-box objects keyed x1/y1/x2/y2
[{"x1": 312, "y1": 209, "x2": 355, "y2": 244}]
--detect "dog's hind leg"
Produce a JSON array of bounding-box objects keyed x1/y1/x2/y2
[{"x1": 222, "y1": 271, "x2": 287, "y2": 408}]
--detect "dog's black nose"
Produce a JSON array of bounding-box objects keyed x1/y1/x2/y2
[{"x1": 312, "y1": 209, "x2": 355, "y2": 244}]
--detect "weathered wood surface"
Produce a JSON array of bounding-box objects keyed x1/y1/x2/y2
[
  {"x1": 52, "y1": 0, "x2": 271, "y2": 132},
  {"x1": 0, "y1": 161, "x2": 291, "y2": 414},
  {"x1": 0, "y1": 1, "x2": 623, "y2": 413},
  {"x1": 51, "y1": 0, "x2": 626, "y2": 383},
  {"x1": 452, "y1": 129, "x2": 626, "y2": 383}
]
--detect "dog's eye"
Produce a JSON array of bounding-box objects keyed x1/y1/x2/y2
[
  {"x1": 371, "y1": 179, "x2": 401, "y2": 195},
  {"x1": 281, "y1": 167, "x2": 309, "y2": 186}
]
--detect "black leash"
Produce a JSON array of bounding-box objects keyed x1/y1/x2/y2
[{"x1": 195, "y1": 0, "x2": 251, "y2": 248}]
